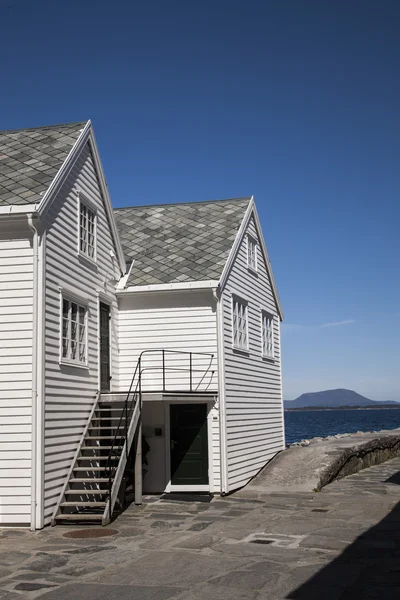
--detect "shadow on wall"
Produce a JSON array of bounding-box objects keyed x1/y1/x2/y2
[{"x1": 287, "y1": 480, "x2": 400, "y2": 598}]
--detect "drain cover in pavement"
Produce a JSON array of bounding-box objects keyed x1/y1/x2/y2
[{"x1": 63, "y1": 528, "x2": 118, "y2": 539}]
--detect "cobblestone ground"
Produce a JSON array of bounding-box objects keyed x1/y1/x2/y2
[{"x1": 1, "y1": 457, "x2": 400, "y2": 599}]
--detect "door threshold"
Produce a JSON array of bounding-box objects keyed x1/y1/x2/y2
[{"x1": 160, "y1": 492, "x2": 214, "y2": 503}]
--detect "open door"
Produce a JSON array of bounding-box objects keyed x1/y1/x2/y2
[{"x1": 170, "y1": 404, "x2": 209, "y2": 486}]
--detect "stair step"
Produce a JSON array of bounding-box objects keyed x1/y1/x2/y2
[
  {"x1": 60, "y1": 501, "x2": 106, "y2": 507},
  {"x1": 77, "y1": 454, "x2": 119, "y2": 460},
  {"x1": 85, "y1": 436, "x2": 125, "y2": 440},
  {"x1": 65, "y1": 489, "x2": 108, "y2": 495},
  {"x1": 54, "y1": 513, "x2": 102, "y2": 521},
  {"x1": 89, "y1": 426, "x2": 126, "y2": 430},
  {"x1": 81, "y1": 445, "x2": 121, "y2": 450},
  {"x1": 69, "y1": 478, "x2": 109, "y2": 483},
  {"x1": 73, "y1": 467, "x2": 107, "y2": 472},
  {"x1": 92, "y1": 416, "x2": 125, "y2": 421}
]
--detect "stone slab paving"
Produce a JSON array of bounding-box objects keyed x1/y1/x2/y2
[{"x1": 1, "y1": 457, "x2": 400, "y2": 599}]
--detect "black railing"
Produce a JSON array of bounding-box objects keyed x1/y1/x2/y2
[{"x1": 103, "y1": 349, "x2": 215, "y2": 519}]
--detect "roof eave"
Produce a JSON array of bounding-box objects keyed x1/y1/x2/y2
[
  {"x1": 0, "y1": 203, "x2": 39, "y2": 216},
  {"x1": 117, "y1": 279, "x2": 220, "y2": 295}
]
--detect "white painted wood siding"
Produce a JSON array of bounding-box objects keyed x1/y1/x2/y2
[
  {"x1": 118, "y1": 291, "x2": 220, "y2": 491},
  {"x1": 0, "y1": 228, "x2": 33, "y2": 524},
  {"x1": 42, "y1": 143, "x2": 121, "y2": 525},
  {"x1": 222, "y1": 216, "x2": 284, "y2": 491},
  {"x1": 118, "y1": 291, "x2": 218, "y2": 393}
]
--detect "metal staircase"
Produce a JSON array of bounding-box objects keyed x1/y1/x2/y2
[{"x1": 52, "y1": 350, "x2": 215, "y2": 526}]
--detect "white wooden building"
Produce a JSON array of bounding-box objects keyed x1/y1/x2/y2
[{"x1": 0, "y1": 121, "x2": 284, "y2": 528}]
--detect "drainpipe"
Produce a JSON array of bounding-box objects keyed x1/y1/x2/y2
[
  {"x1": 213, "y1": 287, "x2": 228, "y2": 495},
  {"x1": 27, "y1": 214, "x2": 39, "y2": 531}
]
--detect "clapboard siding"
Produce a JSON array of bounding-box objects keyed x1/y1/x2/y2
[
  {"x1": 0, "y1": 231, "x2": 33, "y2": 524},
  {"x1": 118, "y1": 291, "x2": 220, "y2": 491},
  {"x1": 42, "y1": 142, "x2": 121, "y2": 524},
  {"x1": 118, "y1": 292, "x2": 218, "y2": 393},
  {"x1": 222, "y1": 215, "x2": 284, "y2": 491}
]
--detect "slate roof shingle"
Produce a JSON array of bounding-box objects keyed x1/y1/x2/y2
[
  {"x1": 0, "y1": 122, "x2": 87, "y2": 206},
  {"x1": 114, "y1": 198, "x2": 251, "y2": 286}
]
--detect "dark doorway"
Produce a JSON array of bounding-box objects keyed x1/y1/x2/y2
[
  {"x1": 99, "y1": 302, "x2": 111, "y2": 392},
  {"x1": 170, "y1": 404, "x2": 208, "y2": 486}
]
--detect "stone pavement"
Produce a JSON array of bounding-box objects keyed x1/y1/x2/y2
[{"x1": 1, "y1": 458, "x2": 400, "y2": 599}]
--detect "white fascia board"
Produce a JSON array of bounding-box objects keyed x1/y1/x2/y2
[
  {"x1": 218, "y1": 196, "x2": 284, "y2": 321},
  {"x1": 35, "y1": 120, "x2": 126, "y2": 275},
  {"x1": 0, "y1": 203, "x2": 39, "y2": 215},
  {"x1": 37, "y1": 121, "x2": 91, "y2": 216},
  {"x1": 118, "y1": 280, "x2": 219, "y2": 295},
  {"x1": 251, "y1": 203, "x2": 284, "y2": 321},
  {"x1": 87, "y1": 129, "x2": 126, "y2": 275}
]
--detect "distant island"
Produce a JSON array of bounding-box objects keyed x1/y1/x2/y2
[{"x1": 284, "y1": 389, "x2": 400, "y2": 411}]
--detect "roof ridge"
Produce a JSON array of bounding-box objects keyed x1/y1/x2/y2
[
  {"x1": 0, "y1": 121, "x2": 88, "y2": 134},
  {"x1": 113, "y1": 197, "x2": 252, "y2": 211}
]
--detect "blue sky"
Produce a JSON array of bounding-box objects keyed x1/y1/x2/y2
[{"x1": 1, "y1": 0, "x2": 399, "y2": 400}]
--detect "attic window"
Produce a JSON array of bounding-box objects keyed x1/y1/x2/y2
[
  {"x1": 79, "y1": 199, "x2": 96, "y2": 260},
  {"x1": 247, "y1": 235, "x2": 257, "y2": 272}
]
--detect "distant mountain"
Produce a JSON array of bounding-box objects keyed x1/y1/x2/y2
[{"x1": 285, "y1": 389, "x2": 400, "y2": 409}]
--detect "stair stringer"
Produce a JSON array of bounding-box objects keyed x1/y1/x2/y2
[
  {"x1": 51, "y1": 391, "x2": 101, "y2": 526},
  {"x1": 102, "y1": 397, "x2": 141, "y2": 526}
]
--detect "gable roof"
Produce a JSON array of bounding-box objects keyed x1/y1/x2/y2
[
  {"x1": 114, "y1": 198, "x2": 251, "y2": 286},
  {"x1": 0, "y1": 122, "x2": 87, "y2": 206}
]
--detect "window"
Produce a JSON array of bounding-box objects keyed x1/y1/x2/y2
[
  {"x1": 232, "y1": 297, "x2": 248, "y2": 350},
  {"x1": 79, "y1": 201, "x2": 96, "y2": 259},
  {"x1": 262, "y1": 312, "x2": 274, "y2": 359},
  {"x1": 247, "y1": 235, "x2": 257, "y2": 272},
  {"x1": 62, "y1": 298, "x2": 87, "y2": 364}
]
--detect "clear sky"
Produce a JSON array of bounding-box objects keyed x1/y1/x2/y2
[{"x1": 1, "y1": 0, "x2": 399, "y2": 400}]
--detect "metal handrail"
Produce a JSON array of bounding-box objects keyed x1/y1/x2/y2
[{"x1": 103, "y1": 349, "x2": 215, "y2": 517}]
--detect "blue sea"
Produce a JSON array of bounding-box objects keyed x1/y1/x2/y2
[{"x1": 284, "y1": 408, "x2": 400, "y2": 444}]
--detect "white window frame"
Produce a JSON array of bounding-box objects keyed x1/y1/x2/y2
[
  {"x1": 77, "y1": 192, "x2": 97, "y2": 262},
  {"x1": 247, "y1": 234, "x2": 258, "y2": 273},
  {"x1": 60, "y1": 294, "x2": 89, "y2": 367},
  {"x1": 232, "y1": 295, "x2": 249, "y2": 351},
  {"x1": 261, "y1": 311, "x2": 274, "y2": 359}
]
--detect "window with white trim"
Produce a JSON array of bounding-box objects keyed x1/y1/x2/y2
[
  {"x1": 261, "y1": 312, "x2": 274, "y2": 359},
  {"x1": 247, "y1": 235, "x2": 257, "y2": 271},
  {"x1": 232, "y1": 297, "x2": 248, "y2": 350},
  {"x1": 79, "y1": 201, "x2": 96, "y2": 259},
  {"x1": 62, "y1": 298, "x2": 87, "y2": 364}
]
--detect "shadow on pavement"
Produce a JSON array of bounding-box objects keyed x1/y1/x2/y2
[{"x1": 287, "y1": 498, "x2": 400, "y2": 599}]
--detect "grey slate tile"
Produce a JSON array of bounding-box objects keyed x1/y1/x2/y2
[
  {"x1": 114, "y1": 198, "x2": 251, "y2": 285},
  {"x1": 0, "y1": 122, "x2": 86, "y2": 206}
]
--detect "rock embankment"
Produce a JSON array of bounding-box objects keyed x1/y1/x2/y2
[{"x1": 235, "y1": 428, "x2": 400, "y2": 498}]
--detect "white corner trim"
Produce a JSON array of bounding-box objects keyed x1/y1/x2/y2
[
  {"x1": 213, "y1": 288, "x2": 229, "y2": 495},
  {"x1": 118, "y1": 280, "x2": 219, "y2": 295},
  {"x1": 218, "y1": 196, "x2": 284, "y2": 321}
]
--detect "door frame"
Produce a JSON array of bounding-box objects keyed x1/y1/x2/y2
[
  {"x1": 96, "y1": 293, "x2": 113, "y2": 392},
  {"x1": 164, "y1": 399, "x2": 214, "y2": 493}
]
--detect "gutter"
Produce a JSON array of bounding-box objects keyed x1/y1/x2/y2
[{"x1": 213, "y1": 286, "x2": 229, "y2": 495}]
